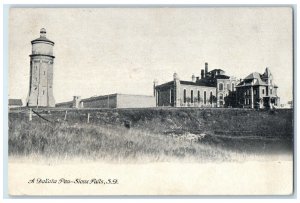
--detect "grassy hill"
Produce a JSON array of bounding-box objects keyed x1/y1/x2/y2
[{"x1": 8, "y1": 108, "x2": 293, "y2": 162}]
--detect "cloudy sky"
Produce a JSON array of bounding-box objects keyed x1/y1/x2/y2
[{"x1": 9, "y1": 7, "x2": 293, "y2": 104}]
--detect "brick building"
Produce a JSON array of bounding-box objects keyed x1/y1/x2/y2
[
  {"x1": 196, "y1": 63, "x2": 238, "y2": 107},
  {"x1": 236, "y1": 68, "x2": 280, "y2": 109},
  {"x1": 154, "y1": 63, "x2": 237, "y2": 107}
]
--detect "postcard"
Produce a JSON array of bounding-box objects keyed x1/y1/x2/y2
[{"x1": 8, "y1": 7, "x2": 294, "y2": 195}]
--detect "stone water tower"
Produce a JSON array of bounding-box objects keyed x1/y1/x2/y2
[{"x1": 27, "y1": 28, "x2": 55, "y2": 107}]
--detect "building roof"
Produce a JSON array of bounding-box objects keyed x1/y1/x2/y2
[
  {"x1": 244, "y1": 72, "x2": 261, "y2": 80},
  {"x1": 236, "y1": 72, "x2": 269, "y2": 87},
  {"x1": 9, "y1": 99, "x2": 23, "y2": 106},
  {"x1": 209, "y1": 68, "x2": 225, "y2": 73},
  {"x1": 31, "y1": 37, "x2": 54, "y2": 44},
  {"x1": 155, "y1": 80, "x2": 215, "y2": 88},
  {"x1": 155, "y1": 81, "x2": 174, "y2": 88},
  {"x1": 180, "y1": 81, "x2": 199, "y2": 85}
]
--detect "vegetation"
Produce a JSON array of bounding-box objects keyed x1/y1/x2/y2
[{"x1": 8, "y1": 108, "x2": 293, "y2": 163}]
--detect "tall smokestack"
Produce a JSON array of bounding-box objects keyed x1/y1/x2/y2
[
  {"x1": 201, "y1": 70, "x2": 204, "y2": 79},
  {"x1": 205, "y1": 62, "x2": 208, "y2": 77}
]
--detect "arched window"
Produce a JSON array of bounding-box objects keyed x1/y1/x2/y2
[
  {"x1": 198, "y1": 90, "x2": 200, "y2": 103},
  {"x1": 219, "y1": 93, "x2": 223, "y2": 100},
  {"x1": 210, "y1": 91, "x2": 213, "y2": 104},
  {"x1": 204, "y1": 91, "x2": 207, "y2": 104},
  {"x1": 219, "y1": 83, "x2": 223, "y2": 90},
  {"x1": 184, "y1": 89, "x2": 186, "y2": 103},
  {"x1": 191, "y1": 90, "x2": 194, "y2": 103}
]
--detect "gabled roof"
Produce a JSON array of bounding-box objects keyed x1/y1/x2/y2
[{"x1": 9, "y1": 99, "x2": 23, "y2": 106}]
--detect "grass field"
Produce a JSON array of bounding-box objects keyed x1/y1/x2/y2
[{"x1": 8, "y1": 108, "x2": 293, "y2": 163}]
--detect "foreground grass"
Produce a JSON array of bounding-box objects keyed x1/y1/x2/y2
[
  {"x1": 9, "y1": 120, "x2": 233, "y2": 163},
  {"x1": 8, "y1": 108, "x2": 293, "y2": 163}
]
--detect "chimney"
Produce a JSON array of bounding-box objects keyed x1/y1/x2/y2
[
  {"x1": 173, "y1": 72, "x2": 179, "y2": 80},
  {"x1": 201, "y1": 70, "x2": 204, "y2": 79},
  {"x1": 153, "y1": 79, "x2": 158, "y2": 96},
  {"x1": 205, "y1": 62, "x2": 208, "y2": 77},
  {"x1": 196, "y1": 76, "x2": 199, "y2": 81},
  {"x1": 192, "y1": 74, "x2": 196, "y2": 82}
]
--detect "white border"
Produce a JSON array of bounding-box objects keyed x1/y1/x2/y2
[{"x1": 1, "y1": 0, "x2": 299, "y2": 202}]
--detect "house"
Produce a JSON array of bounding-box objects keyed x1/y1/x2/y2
[
  {"x1": 235, "y1": 68, "x2": 280, "y2": 109},
  {"x1": 9, "y1": 99, "x2": 23, "y2": 109}
]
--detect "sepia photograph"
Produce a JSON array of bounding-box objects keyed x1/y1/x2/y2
[{"x1": 7, "y1": 6, "x2": 294, "y2": 196}]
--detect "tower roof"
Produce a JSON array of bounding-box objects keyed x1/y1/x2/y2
[{"x1": 31, "y1": 28, "x2": 54, "y2": 44}]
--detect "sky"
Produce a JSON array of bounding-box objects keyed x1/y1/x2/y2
[{"x1": 9, "y1": 7, "x2": 293, "y2": 104}]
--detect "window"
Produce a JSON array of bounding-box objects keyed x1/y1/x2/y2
[
  {"x1": 198, "y1": 91, "x2": 200, "y2": 103},
  {"x1": 210, "y1": 92, "x2": 213, "y2": 104},
  {"x1": 219, "y1": 83, "x2": 223, "y2": 91},
  {"x1": 227, "y1": 84, "x2": 230, "y2": 91},
  {"x1": 184, "y1": 89, "x2": 186, "y2": 103},
  {"x1": 219, "y1": 93, "x2": 223, "y2": 100},
  {"x1": 204, "y1": 91, "x2": 207, "y2": 104},
  {"x1": 254, "y1": 90, "x2": 256, "y2": 95},
  {"x1": 191, "y1": 90, "x2": 194, "y2": 103},
  {"x1": 262, "y1": 88, "x2": 265, "y2": 94},
  {"x1": 42, "y1": 90, "x2": 45, "y2": 95},
  {"x1": 232, "y1": 83, "x2": 235, "y2": 91},
  {"x1": 270, "y1": 89, "x2": 273, "y2": 95}
]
